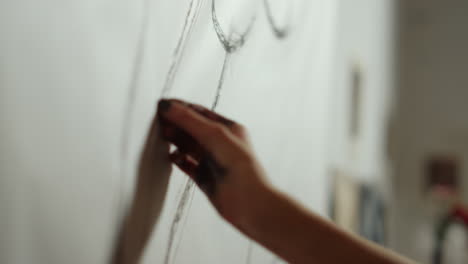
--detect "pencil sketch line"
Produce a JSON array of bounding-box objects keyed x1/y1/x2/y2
[
  {"x1": 264, "y1": 0, "x2": 291, "y2": 39},
  {"x1": 166, "y1": 2, "x2": 257, "y2": 263},
  {"x1": 211, "y1": 0, "x2": 256, "y2": 53},
  {"x1": 246, "y1": 241, "x2": 254, "y2": 264},
  {"x1": 170, "y1": 2, "x2": 253, "y2": 257},
  {"x1": 171, "y1": 185, "x2": 197, "y2": 264},
  {"x1": 163, "y1": 1, "x2": 205, "y2": 263},
  {"x1": 161, "y1": 0, "x2": 204, "y2": 97},
  {"x1": 164, "y1": 180, "x2": 196, "y2": 264},
  {"x1": 212, "y1": 52, "x2": 231, "y2": 110},
  {"x1": 211, "y1": 0, "x2": 229, "y2": 49},
  {"x1": 210, "y1": 0, "x2": 255, "y2": 111},
  {"x1": 171, "y1": 53, "x2": 231, "y2": 264}
]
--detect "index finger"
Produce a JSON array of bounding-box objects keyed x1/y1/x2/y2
[
  {"x1": 158, "y1": 99, "x2": 248, "y2": 165},
  {"x1": 170, "y1": 99, "x2": 248, "y2": 140}
]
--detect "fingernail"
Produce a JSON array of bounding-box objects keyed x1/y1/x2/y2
[{"x1": 158, "y1": 99, "x2": 172, "y2": 114}]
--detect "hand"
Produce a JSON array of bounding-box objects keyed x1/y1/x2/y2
[{"x1": 157, "y1": 99, "x2": 272, "y2": 232}]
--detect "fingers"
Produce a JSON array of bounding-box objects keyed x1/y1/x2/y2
[
  {"x1": 169, "y1": 150, "x2": 223, "y2": 195},
  {"x1": 158, "y1": 98, "x2": 253, "y2": 196},
  {"x1": 158, "y1": 99, "x2": 245, "y2": 165},
  {"x1": 169, "y1": 151, "x2": 198, "y2": 179},
  {"x1": 171, "y1": 99, "x2": 248, "y2": 140},
  {"x1": 170, "y1": 99, "x2": 235, "y2": 126},
  {"x1": 160, "y1": 122, "x2": 203, "y2": 160}
]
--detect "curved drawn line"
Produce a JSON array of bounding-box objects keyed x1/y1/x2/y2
[
  {"x1": 211, "y1": 0, "x2": 256, "y2": 53},
  {"x1": 264, "y1": 0, "x2": 291, "y2": 39},
  {"x1": 119, "y1": 0, "x2": 152, "y2": 216},
  {"x1": 166, "y1": 2, "x2": 256, "y2": 262}
]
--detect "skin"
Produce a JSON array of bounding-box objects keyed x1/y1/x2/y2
[
  {"x1": 112, "y1": 112, "x2": 172, "y2": 264},
  {"x1": 113, "y1": 99, "x2": 418, "y2": 264}
]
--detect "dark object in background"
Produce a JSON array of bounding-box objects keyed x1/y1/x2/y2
[
  {"x1": 426, "y1": 156, "x2": 459, "y2": 197},
  {"x1": 358, "y1": 185, "x2": 387, "y2": 246},
  {"x1": 432, "y1": 206, "x2": 468, "y2": 264},
  {"x1": 328, "y1": 169, "x2": 388, "y2": 245}
]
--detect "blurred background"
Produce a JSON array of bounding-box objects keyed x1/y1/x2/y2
[
  {"x1": 330, "y1": 1, "x2": 468, "y2": 263},
  {"x1": 0, "y1": 0, "x2": 467, "y2": 263}
]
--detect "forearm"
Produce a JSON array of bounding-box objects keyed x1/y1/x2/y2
[
  {"x1": 241, "y1": 186, "x2": 415, "y2": 264},
  {"x1": 112, "y1": 114, "x2": 171, "y2": 264},
  {"x1": 112, "y1": 191, "x2": 158, "y2": 264}
]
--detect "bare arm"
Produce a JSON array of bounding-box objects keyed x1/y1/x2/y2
[
  {"x1": 111, "y1": 114, "x2": 172, "y2": 264},
  {"x1": 239, "y1": 185, "x2": 414, "y2": 264},
  {"x1": 140, "y1": 99, "x2": 416, "y2": 264}
]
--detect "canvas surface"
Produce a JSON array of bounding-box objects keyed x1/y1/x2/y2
[{"x1": 0, "y1": 0, "x2": 337, "y2": 263}]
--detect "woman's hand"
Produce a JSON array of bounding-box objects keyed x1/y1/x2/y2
[{"x1": 157, "y1": 99, "x2": 272, "y2": 232}]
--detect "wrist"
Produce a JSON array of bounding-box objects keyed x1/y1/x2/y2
[{"x1": 235, "y1": 182, "x2": 281, "y2": 239}]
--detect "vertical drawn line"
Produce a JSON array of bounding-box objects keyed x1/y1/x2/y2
[
  {"x1": 264, "y1": 0, "x2": 291, "y2": 39},
  {"x1": 167, "y1": 49, "x2": 229, "y2": 262},
  {"x1": 162, "y1": 1, "x2": 205, "y2": 263},
  {"x1": 164, "y1": 180, "x2": 196, "y2": 264},
  {"x1": 211, "y1": 52, "x2": 231, "y2": 110},
  {"x1": 161, "y1": 0, "x2": 204, "y2": 97},
  {"x1": 118, "y1": 0, "x2": 152, "y2": 216},
  {"x1": 171, "y1": 186, "x2": 197, "y2": 264},
  {"x1": 246, "y1": 241, "x2": 254, "y2": 264},
  {"x1": 165, "y1": 2, "x2": 255, "y2": 263}
]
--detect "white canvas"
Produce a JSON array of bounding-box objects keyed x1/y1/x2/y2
[{"x1": 0, "y1": 0, "x2": 395, "y2": 263}]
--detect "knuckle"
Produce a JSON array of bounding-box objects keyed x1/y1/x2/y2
[
  {"x1": 232, "y1": 149, "x2": 254, "y2": 166},
  {"x1": 233, "y1": 123, "x2": 246, "y2": 132},
  {"x1": 207, "y1": 124, "x2": 229, "y2": 138},
  {"x1": 173, "y1": 106, "x2": 191, "y2": 121},
  {"x1": 232, "y1": 123, "x2": 248, "y2": 137}
]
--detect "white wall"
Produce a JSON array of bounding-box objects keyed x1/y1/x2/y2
[
  {"x1": 391, "y1": 0, "x2": 468, "y2": 262},
  {"x1": 0, "y1": 0, "x2": 397, "y2": 263}
]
